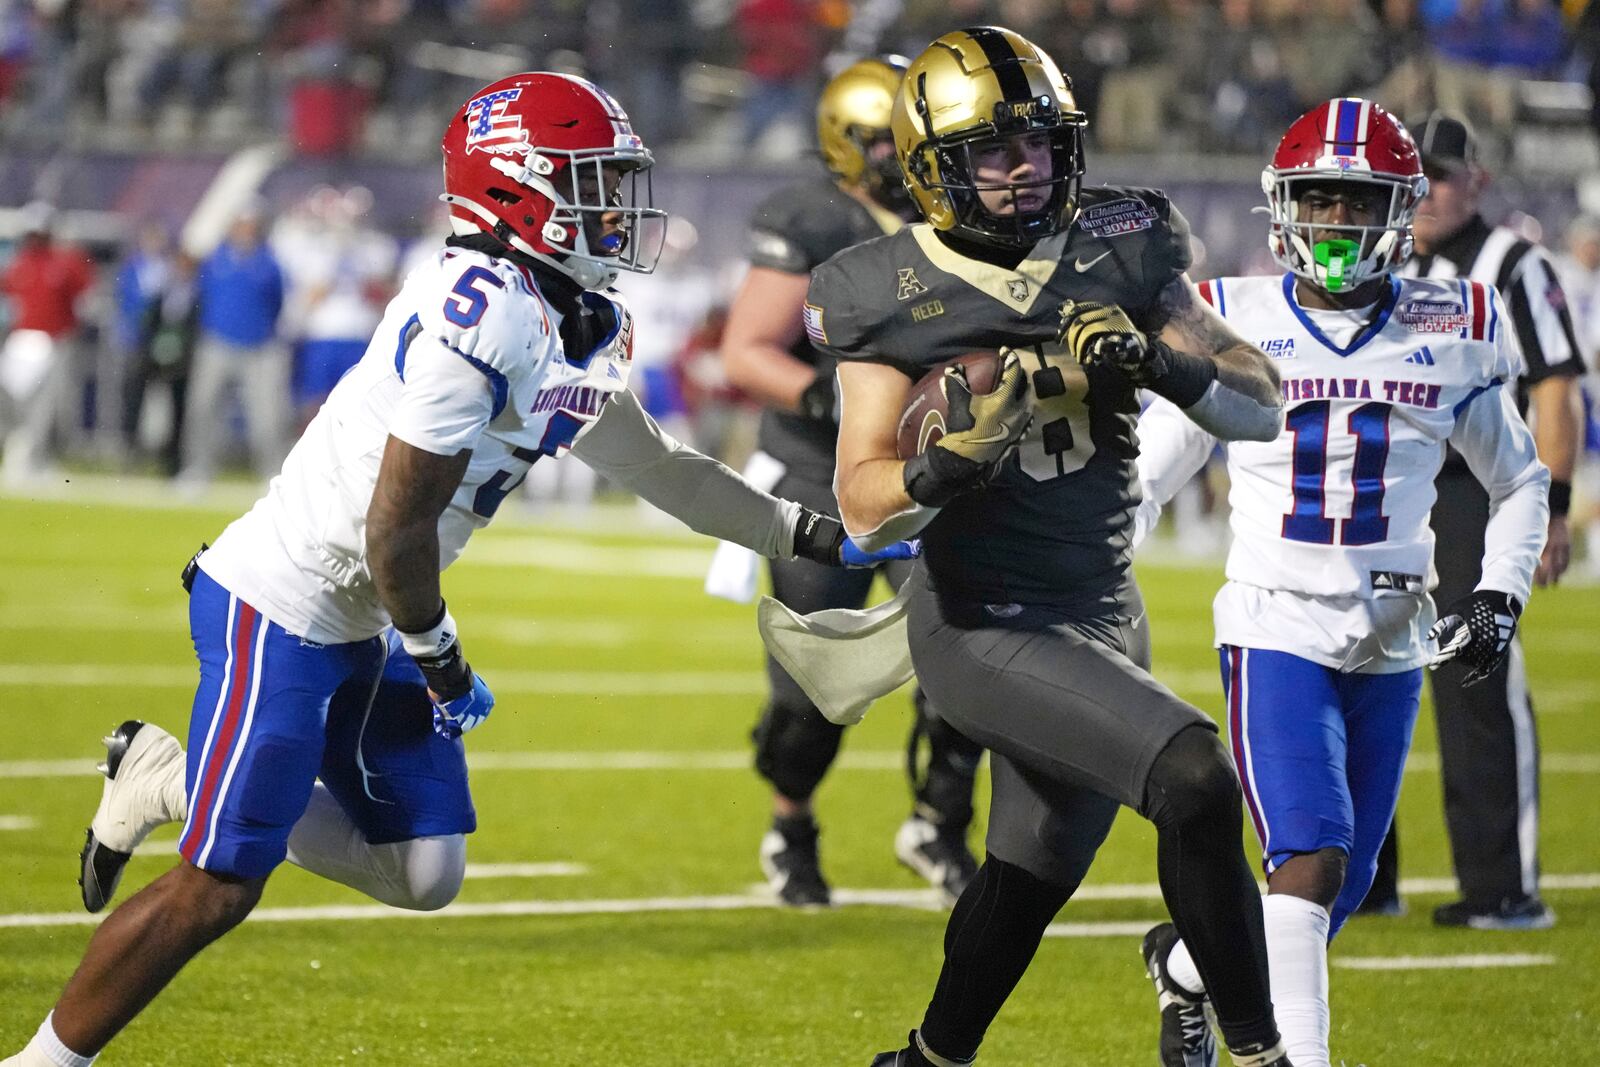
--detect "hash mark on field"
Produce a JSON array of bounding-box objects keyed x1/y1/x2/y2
[
  {"x1": 0, "y1": 815, "x2": 37, "y2": 830},
  {"x1": 1334, "y1": 954, "x2": 1556, "y2": 971}
]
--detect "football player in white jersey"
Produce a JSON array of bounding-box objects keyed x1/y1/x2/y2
[
  {"x1": 4, "y1": 73, "x2": 917, "y2": 1067},
  {"x1": 1131, "y1": 99, "x2": 1549, "y2": 1067}
]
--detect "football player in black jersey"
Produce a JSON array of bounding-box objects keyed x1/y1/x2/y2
[
  {"x1": 720, "y1": 56, "x2": 985, "y2": 909},
  {"x1": 805, "y1": 28, "x2": 1294, "y2": 1067}
]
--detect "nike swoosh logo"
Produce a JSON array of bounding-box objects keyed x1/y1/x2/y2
[{"x1": 1074, "y1": 250, "x2": 1111, "y2": 272}]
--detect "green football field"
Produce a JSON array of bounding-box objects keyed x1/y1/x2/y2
[{"x1": 1, "y1": 487, "x2": 1595, "y2": 1065}]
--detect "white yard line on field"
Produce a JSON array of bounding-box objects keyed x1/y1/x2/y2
[
  {"x1": 1334, "y1": 954, "x2": 1556, "y2": 971},
  {"x1": 0, "y1": 815, "x2": 38, "y2": 830},
  {"x1": 5, "y1": 749, "x2": 1599, "y2": 780},
  {"x1": 1, "y1": 875, "x2": 1597, "y2": 933}
]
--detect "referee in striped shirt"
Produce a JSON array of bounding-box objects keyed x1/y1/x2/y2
[{"x1": 1364, "y1": 113, "x2": 1584, "y2": 929}]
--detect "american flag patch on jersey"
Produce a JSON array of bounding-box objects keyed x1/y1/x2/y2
[{"x1": 802, "y1": 302, "x2": 827, "y2": 345}]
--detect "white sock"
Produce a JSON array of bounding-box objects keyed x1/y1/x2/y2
[
  {"x1": 1165, "y1": 936, "x2": 1206, "y2": 997},
  {"x1": 1263, "y1": 893, "x2": 1333, "y2": 1067},
  {"x1": 285, "y1": 784, "x2": 465, "y2": 911},
  {"x1": 11, "y1": 1014, "x2": 97, "y2": 1067}
]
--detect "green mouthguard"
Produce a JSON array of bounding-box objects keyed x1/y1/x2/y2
[{"x1": 1312, "y1": 239, "x2": 1362, "y2": 292}]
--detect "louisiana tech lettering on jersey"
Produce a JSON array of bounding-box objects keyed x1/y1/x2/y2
[
  {"x1": 199, "y1": 246, "x2": 632, "y2": 644},
  {"x1": 1138, "y1": 272, "x2": 1539, "y2": 670},
  {"x1": 1152, "y1": 273, "x2": 1522, "y2": 599}
]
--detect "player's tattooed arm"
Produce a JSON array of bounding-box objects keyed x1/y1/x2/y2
[
  {"x1": 367, "y1": 436, "x2": 473, "y2": 631},
  {"x1": 1151, "y1": 275, "x2": 1283, "y2": 442},
  {"x1": 1152, "y1": 275, "x2": 1280, "y2": 406}
]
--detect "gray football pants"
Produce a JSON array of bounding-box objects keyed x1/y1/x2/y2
[{"x1": 904, "y1": 564, "x2": 1213, "y2": 886}]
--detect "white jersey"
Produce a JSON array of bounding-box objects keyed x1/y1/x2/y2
[
  {"x1": 1137, "y1": 273, "x2": 1549, "y2": 671},
  {"x1": 200, "y1": 246, "x2": 634, "y2": 644}
]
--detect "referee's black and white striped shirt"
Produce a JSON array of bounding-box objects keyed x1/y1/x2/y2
[{"x1": 1399, "y1": 213, "x2": 1585, "y2": 471}]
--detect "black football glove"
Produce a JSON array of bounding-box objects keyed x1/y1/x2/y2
[
  {"x1": 790, "y1": 509, "x2": 921, "y2": 568},
  {"x1": 1426, "y1": 590, "x2": 1522, "y2": 686},
  {"x1": 901, "y1": 352, "x2": 1030, "y2": 507},
  {"x1": 798, "y1": 370, "x2": 838, "y2": 424},
  {"x1": 1058, "y1": 300, "x2": 1167, "y2": 386}
]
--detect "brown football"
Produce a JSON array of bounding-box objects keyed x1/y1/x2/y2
[{"x1": 895, "y1": 351, "x2": 1005, "y2": 460}]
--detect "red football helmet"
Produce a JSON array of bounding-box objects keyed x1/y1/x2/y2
[
  {"x1": 441, "y1": 72, "x2": 667, "y2": 289},
  {"x1": 1261, "y1": 98, "x2": 1427, "y2": 292}
]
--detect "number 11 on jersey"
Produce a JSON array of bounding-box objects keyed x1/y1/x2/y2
[{"x1": 1282, "y1": 400, "x2": 1392, "y2": 546}]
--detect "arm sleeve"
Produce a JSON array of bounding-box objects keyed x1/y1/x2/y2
[
  {"x1": 1449, "y1": 380, "x2": 1550, "y2": 602},
  {"x1": 570, "y1": 388, "x2": 801, "y2": 557},
  {"x1": 1133, "y1": 395, "x2": 1218, "y2": 549},
  {"x1": 387, "y1": 333, "x2": 496, "y2": 457}
]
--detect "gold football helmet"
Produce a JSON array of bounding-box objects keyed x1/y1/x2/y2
[
  {"x1": 892, "y1": 27, "x2": 1086, "y2": 248},
  {"x1": 818, "y1": 54, "x2": 911, "y2": 210}
]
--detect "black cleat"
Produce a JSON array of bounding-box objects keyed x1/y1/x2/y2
[
  {"x1": 894, "y1": 815, "x2": 979, "y2": 904},
  {"x1": 759, "y1": 817, "x2": 830, "y2": 908},
  {"x1": 869, "y1": 1031, "x2": 964, "y2": 1066},
  {"x1": 78, "y1": 721, "x2": 147, "y2": 913},
  {"x1": 1142, "y1": 922, "x2": 1218, "y2": 1067},
  {"x1": 1433, "y1": 895, "x2": 1555, "y2": 930}
]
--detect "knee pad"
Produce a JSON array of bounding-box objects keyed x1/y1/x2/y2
[
  {"x1": 382, "y1": 834, "x2": 466, "y2": 912},
  {"x1": 908, "y1": 699, "x2": 982, "y2": 828},
  {"x1": 1142, "y1": 725, "x2": 1242, "y2": 832},
  {"x1": 752, "y1": 699, "x2": 844, "y2": 802}
]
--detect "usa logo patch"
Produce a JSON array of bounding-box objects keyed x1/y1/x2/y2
[
  {"x1": 465, "y1": 88, "x2": 527, "y2": 154},
  {"x1": 1260, "y1": 337, "x2": 1297, "y2": 359},
  {"x1": 1398, "y1": 299, "x2": 1470, "y2": 334},
  {"x1": 803, "y1": 303, "x2": 827, "y2": 345},
  {"x1": 1078, "y1": 198, "x2": 1158, "y2": 238}
]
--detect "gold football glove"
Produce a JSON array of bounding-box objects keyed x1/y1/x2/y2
[
  {"x1": 1058, "y1": 300, "x2": 1166, "y2": 386},
  {"x1": 902, "y1": 352, "x2": 1031, "y2": 507}
]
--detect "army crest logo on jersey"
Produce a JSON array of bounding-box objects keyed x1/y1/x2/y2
[
  {"x1": 897, "y1": 268, "x2": 929, "y2": 301},
  {"x1": 1007, "y1": 279, "x2": 1029, "y2": 303}
]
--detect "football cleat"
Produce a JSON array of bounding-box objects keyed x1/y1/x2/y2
[
  {"x1": 1227, "y1": 1046, "x2": 1292, "y2": 1067},
  {"x1": 759, "y1": 818, "x2": 831, "y2": 908},
  {"x1": 869, "y1": 1031, "x2": 967, "y2": 1066},
  {"x1": 1433, "y1": 895, "x2": 1555, "y2": 930},
  {"x1": 894, "y1": 815, "x2": 978, "y2": 904},
  {"x1": 1142, "y1": 923, "x2": 1219, "y2": 1067},
  {"x1": 79, "y1": 720, "x2": 187, "y2": 913}
]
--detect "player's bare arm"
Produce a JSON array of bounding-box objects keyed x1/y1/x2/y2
[
  {"x1": 1528, "y1": 374, "x2": 1578, "y2": 584},
  {"x1": 834, "y1": 360, "x2": 921, "y2": 544},
  {"x1": 367, "y1": 436, "x2": 472, "y2": 631},
  {"x1": 1153, "y1": 274, "x2": 1281, "y2": 409},
  {"x1": 720, "y1": 267, "x2": 823, "y2": 412}
]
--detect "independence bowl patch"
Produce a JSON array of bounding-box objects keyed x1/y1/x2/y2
[{"x1": 1078, "y1": 198, "x2": 1158, "y2": 237}]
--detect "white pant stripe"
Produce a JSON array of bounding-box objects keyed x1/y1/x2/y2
[
  {"x1": 1506, "y1": 638, "x2": 1539, "y2": 897},
  {"x1": 184, "y1": 593, "x2": 237, "y2": 841},
  {"x1": 195, "y1": 615, "x2": 269, "y2": 869}
]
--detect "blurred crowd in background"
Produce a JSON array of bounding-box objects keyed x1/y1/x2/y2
[
  {"x1": 0, "y1": 0, "x2": 1596, "y2": 160},
  {"x1": 3, "y1": 0, "x2": 1600, "y2": 571}
]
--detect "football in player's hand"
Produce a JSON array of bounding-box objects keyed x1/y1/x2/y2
[{"x1": 896, "y1": 351, "x2": 1006, "y2": 460}]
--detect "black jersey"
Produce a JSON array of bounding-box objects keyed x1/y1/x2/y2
[
  {"x1": 746, "y1": 175, "x2": 902, "y2": 480},
  {"x1": 806, "y1": 186, "x2": 1192, "y2": 607}
]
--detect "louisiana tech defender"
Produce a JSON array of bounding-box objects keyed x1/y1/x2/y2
[
  {"x1": 1134, "y1": 100, "x2": 1549, "y2": 1067},
  {"x1": 5, "y1": 73, "x2": 914, "y2": 1067}
]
